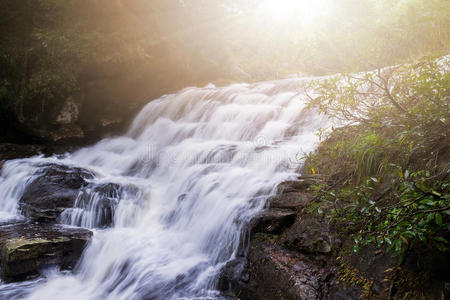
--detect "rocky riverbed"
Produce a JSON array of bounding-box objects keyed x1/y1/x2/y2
[
  {"x1": 0, "y1": 160, "x2": 94, "y2": 283},
  {"x1": 220, "y1": 177, "x2": 450, "y2": 300}
]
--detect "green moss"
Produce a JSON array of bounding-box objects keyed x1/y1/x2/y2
[{"x1": 2, "y1": 236, "x2": 70, "y2": 258}]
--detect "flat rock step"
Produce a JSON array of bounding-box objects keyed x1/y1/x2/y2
[{"x1": 0, "y1": 222, "x2": 92, "y2": 281}]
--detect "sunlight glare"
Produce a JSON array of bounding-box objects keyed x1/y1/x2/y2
[{"x1": 259, "y1": 0, "x2": 331, "y2": 25}]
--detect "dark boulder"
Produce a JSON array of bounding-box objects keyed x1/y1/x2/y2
[
  {"x1": 266, "y1": 178, "x2": 317, "y2": 210},
  {"x1": 69, "y1": 182, "x2": 139, "y2": 228},
  {"x1": 283, "y1": 217, "x2": 338, "y2": 254},
  {"x1": 266, "y1": 193, "x2": 310, "y2": 210},
  {"x1": 218, "y1": 257, "x2": 250, "y2": 292},
  {"x1": 249, "y1": 209, "x2": 296, "y2": 235},
  {"x1": 19, "y1": 163, "x2": 95, "y2": 222},
  {"x1": 0, "y1": 222, "x2": 92, "y2": 281},
  {"x1": 275, "y1": 179, "x2": 316, "y2": 194},
  {"x1": 75, "y1": 183, "x2": 121, "y2": 227},
  {"x1": 237, "y1": 235, "x2": 332, "y2": 300}
]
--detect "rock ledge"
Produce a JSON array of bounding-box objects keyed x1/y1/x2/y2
[{"x1": 0, "y1": 222, "x2": 92, "y2": 281}]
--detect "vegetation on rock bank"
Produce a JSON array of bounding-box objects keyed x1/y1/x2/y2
[{"x1": 304, "y1": 57, "x2": 449, "y2": 264}]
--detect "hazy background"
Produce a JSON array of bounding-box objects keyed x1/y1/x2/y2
[{"x1": 0, "y1": 0, "x2": 449, "y2": 142}]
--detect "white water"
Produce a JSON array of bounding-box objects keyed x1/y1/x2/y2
[{"x1": 0, "y1": 78, "x2": 327, "y2": 299}]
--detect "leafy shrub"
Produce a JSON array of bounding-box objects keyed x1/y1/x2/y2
[{"x1": 305, "y1": 57, "x2": 450, "y2": 255}]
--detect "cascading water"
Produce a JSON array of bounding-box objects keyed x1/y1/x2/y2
[{"x1": 0, "y1": 77, "x2": 328, "y2": 299}]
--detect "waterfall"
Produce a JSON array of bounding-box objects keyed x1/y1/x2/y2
[{"x1": 0, "y1": 77, "x2": 328, "y2": 299}]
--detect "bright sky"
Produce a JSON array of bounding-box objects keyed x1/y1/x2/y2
[{"x1": 257, "y1": 0, "x2": 332, "y2": 25}]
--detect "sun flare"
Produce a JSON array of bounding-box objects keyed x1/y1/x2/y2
[{"x1": 258, "y1": 0, "x2": 331, "y2": 25}]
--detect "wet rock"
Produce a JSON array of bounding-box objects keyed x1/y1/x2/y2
[
  {"x1": 275, "y1": 178, "x2": 318, "y2": 194},
  {"x1": 266, "y1": 193, "x2": 310, "y2": 209},
  {"x1": 283, "y1": 217, "x2": 336, "y2": 254},
  {"x1": 266, "y1": 178, "x2": 316, "y2": 209},
  {"x1": 70, "y1": 182, "x2": 139, "y2": 228},
  {"x1": 250, "y1": 209, "x2": 296, "y2": 235},
  {"x1": 218, "y1": 257, "x2": 249, "y2": 292},
  {"x1": 19, "y1": 163, "x2": 95, "y2": 222},
  {"x1": 238, "y1": 235, "x2": 331, "y2": 300},
  {"x1": 76, "y1": 183, "x2": 122, "y2": 227},
  {"x1": 0, "y1": 222, "x2": 92, "y2": 281}
]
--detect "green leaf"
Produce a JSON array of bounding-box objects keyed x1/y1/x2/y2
[
  {"x1": 426, "y1": 213, "x2": 435, "y2": 223},
  {"x1": 420, "y1": 199, "x2": 435, "y2": 206},
  {"x1": 431, "y1": 190, "x2": 442, "y2": 197},
  {"x1": 435, "y1": 213, "x2": 443, "y2": 225},
  {"x1": 403, "y1": 231, "x2": 416, "y2": 239},
  {"x1": 418, "y1": 233, "x2": 427, "y2": 243},
  {"x1": 434, "y1": 237, "x2": 448, "y2": 244},
  {"x1": 394, "y1": 239, "x2": 403, "y2": 252}
]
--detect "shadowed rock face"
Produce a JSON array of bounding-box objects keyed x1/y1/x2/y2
[
  {"x1": 0, "y1": 222, "x2": 92, "y2": 281},
  {"x1": 19, "y1": 163, "x2": 95, "y2": 222},
  {"x1": 245, "y1": 235, "x2": 332, "y2": 300},
  {"x1": 283, "y1": 216, "x2": 338, "y2": 254},
  {"x1": 224, "y1": 177, "x2": 449, "y2": 300},
  {"x1": 218, "y1": 258, "x2": 249, "y2": 293},
  {"x1": 249, "y1": 209, "x2": 297, "y2": 235},
  {"x1": 266, "y1": 179, "x2": 317, "y2": 210},
  {"x1": 223, "y1": 179, "x2": 333, "y2": 300}
]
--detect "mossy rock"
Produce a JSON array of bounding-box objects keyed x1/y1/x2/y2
[{"x1": 0, "y1": 222, "x2": 92, "y2": 281}]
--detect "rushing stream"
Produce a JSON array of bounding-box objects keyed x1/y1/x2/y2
[{"x1": 0, "y1": 78, "x2": 327, "y2": 299}]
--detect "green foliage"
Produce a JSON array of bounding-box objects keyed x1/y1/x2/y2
[
  {"x1": 352, "y1": 133, "x2": 387, "y2": 180},
  {"x1": 305, "y1": 57, "x2": 450, "y2": 256},
  {"x1": 313, "y1": 165, "x2": 450, "y2": 257},
  {"x1": 350, "y1": 167, "x2": 449, "y2": 255},
  {"x1": 0, "y1": 0, "x2": 93, "y2": 121}
]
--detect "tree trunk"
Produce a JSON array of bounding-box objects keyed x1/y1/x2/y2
[{"x1": 17, "y1": 37, "x2": 30, "y2": 123}]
